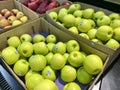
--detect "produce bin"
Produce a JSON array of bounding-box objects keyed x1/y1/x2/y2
[
  {"x1": 0, "y1": 0, "x2": 39, "y2": 34},
  {"x1": 0, "y1": 18, "x2": 110, "y2": 90},
  {"x1": 46, "y1": 2, "x2": 120, "y2": 71}
]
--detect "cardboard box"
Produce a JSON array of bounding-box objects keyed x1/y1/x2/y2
[
  {"x1": 46, "y1": 2, "x2": 120, "y2": 71},
  {"x1": 0, "y1": 0, "x2": 39, "y2": 34},
  {"x1": 0, "y1": 18, "x2": 109, "y2": 90}
]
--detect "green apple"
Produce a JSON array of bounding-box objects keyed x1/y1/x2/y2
[
  {"x1": 68, "y1": 3, "x2": 81, "y2": 14},
  {"x1": 77, "y1": 67, "x2": 92, "y2": 84},
  {"x1": 33, "y1": 42, "x2": 49, "y2": 55},
  {"x1": 1, "y1": 46, "x2": 20, "y2": 65},
  {"x1": 20, "y1": 16, "x2": 28, "y2": 23},
  {"x1": 16, "y1": 11, "x2": 24, "y2": 19},
  {"x1": 33, "y1": 34, "x2": 45, "y2": 43},
  {"x1": 45, "y1": 52, "x2": 54, "y2": 65},
  {"x1": 25, "y1": 73, "x2": 44, "y2": 90},
  {"x1": 29, "y1": 54, "x2": 46, "y2": 71},
  {"x1": 63, "y1": 14, "x2": 75, "y2": 28},
  {"x1": 20, "y1": 34, "x2": 32, "y2": 42},
  {"x1": 13, "y1": 59, "x2": 29, "y2": 77},
  {"x1": 42, "y1": 66, "x2": 56, "y2": 81},
  {"x1": 68, "y1": 51, "x2": 85, "y2": 67},
  {"x1": 52, "y1": 42, "x2": 66, "y2": 55},
  {"x1": 63, "y1": 53, "x2": 69, "y2": 63},
  {"x1": 34, "y1": 79, "x2": 58, "y2": 90},
  {"x1": 82, "y1": 8, "x2": 94, "y2": 19},
  {"x1": 68, "y1": 26, "x2": 79, "y2": 34},
  {"x1": 12, "y1": 20, "x2": 22, "y2": 26},
  {"x1": 96, "y1": 25, "x2": 113, "y2": 41},
  {"x1": 73, "y1": 10, "x2": 83, "y2": 17},
  {"x1": 105, "y1": 39, "x2": 120, "y2": 49},
  {"x1": 87, "y1": 28, "x2": 97, "y2": 39},
  {"x1": 63, "y1": 82, "x2": 81, "y2": 90},
  {"x1": 47, "y1": 43, "x2": 55, "y2": 52},
  {"x1": 61, "y1": 65, "x2": 76, "y2": 82},
  {"x1": 66, "y1": 39, "x2": 80, "y2": 53},
  {"x1": 49, "y1": 11, "x2": 58, "y2": 21},
  {"x1": 74, "y1": 17, "x2": 82, "y2": 27},
  {"x1": 110, "y1": 19, "x2": 120, "y2": 29},
  {"x1": 88, "y1": 19, "x2": 96, "y2": 28},
  {"x1": 109, "y1": 13, "x2": 120, "y2": 20},
  {"x1": 97, "y1": 15, "x2": 111, "y2": 26},
  {"x1": 46, "y1": 34, "x2": 57, "y2": 43},
  {"x1": 7, "y1": 15, "x2": 17, "y2": 23},
  {"x1": 7, "y1": 36, "x2": 21, "y2": 48},
  {"x1": 91, "y1": 38, "x2": 103, "y2": 45},
  {"x1": 79, "y1": 33, "x2": 89, "y2": 39},
  {"x1": 78, "y1": 19, "x2": 92, "y2": 33},
  {"x1": 17, "y1": 42, "x2": 33, "y2": 57},
  {"x1": 50, "y1": 53, "x2": 66, "y2": 70},
  {"x1": 56, "y1": 21, "x2": 64, "y2": 27},
  {"x1": 93, "y1": 11, "x2": 105, "y2": 21},
  {"x1": 113, "y1": 27, "x2": 120, "y2": 42},
  {"x1": 83, "y1": 54, "x2": 103, "y2": 75}
]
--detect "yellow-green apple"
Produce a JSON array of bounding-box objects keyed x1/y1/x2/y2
[
  {"x1": 47, "y1": 43, "x2": 55, "y2": 52},
  {"x1": 12, "y1": 20, "x2": 22, "y2": 26},
  {"x1": 110, "y1": 19, "x2": 120, "y2": 29},
  {"x1": 16, "y1": 11, "x2": 24, "y2": 19},
  {"x1": 68, "y1": 26, "x2": 79, "y2": 34},
  {"x1": 1, "y1": 8, "x2": 8, "y2": 16},
  {"x1": 97, "y1": 15, "x2": 111, "y2": 26},
  {"x1": 63, "y1": 14, "x2": 75, "y2": 28},
  {"x1": 77, "y1": 67, "x2": 92, "y2": 84},
  {"x1": 7, "y1": 15, "x2": 17, "y2": 24},
  {"x1": 68, "y1": 51, "x2": 85, "y2": 67},
  {"x1": 113, "y1": 27, "x2": 120, "y2": 42},
  {"x1": 45, "y1": 52, "x2": 54, "y2": 65},
  {"x1": 7, "y1": 36, "x2": 21, "y2": 48},
  {"x1": 17, "y1": 42, "x2": 33, "y2": 57},
  {"x1": 83, "y1": 54, "x2": 103, "y2": 75},
  {"x1": 79, "y1": 33, "x2": 89, "y2": 39},
  {"x1": 13, "y1": 59, "x2": 29, "y2": 77},
  {"x1": 73, "y1": 10, "x2": 83, "y2": 17},
  {"x1": 88, "y1": 19, "x2": 96, "y2": 28},
  {"x1": 63, "y1": 53, "x2": 69, "y2": 63},
  {"x1": 50, "y1": 53, "x2": 66, "y2": 70},
  {"x1": 63, "y1": 82, "x2": 81, "y2": 90},
  {"x1": 42, "y1": 65, "x2": 56, "y2": 81},
  {"x1": 74, "y1": 17, "x2": 82, "y2": 27},
  {"x1": 52, "y1": 42, "x2": 66, "y2": 55},
  {"x1": 93, "y1": 11, "x2": 105, "y2": 21},
  {"x1": 48, "y1": 11, "x2": 58, "y2": 21},
  {"x1": 20, "y1": 16, "x2": 28, "y2": 23},
  {"x1": 78, "y1": 19, "x2": 92, "y2": 33},
  {"x1": 87, "y1": 28, "x2": 97, "y2": 39},
  {"x1": 82, "y1": 8, "x2": 94, "y2": 19},
  {"x1": 34, "y1": 79, "x2": 58, "y2": 90},
  {"x1": 11, "y1": 9, "x2": 19, "y2": 15},
  {"x1": 25, "y1": 73, "x2": 44, "y2": 90},
  {"x1": 0, "y1": 18, "x2": 10, "y2": 28},
  {"x1": 56, "y1": 21, "x2": 64, "y2": 27},
  {"x1": 109, "y1": 13, "x2": 120, "y2": 20},
  {"x1": 33, "y1": 34, "x2": 45, "y2": 43},
  {"x1": 29, "y1": 54, "x2": 47, "y2": 71},
  {"x1": 68, "y1": 3, "x2": 81, "y2": 14},
  {"x1": 61, "y1": 65, "x2": 76, "y2": 82},
  {"x1": 33, "y1": 42, "x2": 49, "y2": 55},
  {"x1": 1, "y1": 46, "x2": 20, "y2": 65},
  {"x1": 91, "y1": 38, "x2": 103, "y2": 45},
  {"x1": 96, "y1": 25, "x2": 113, "y2": 41},
  {"x1": 20, "y1": 34, "x2": 32, "y2": 42},
  {"x1": 105, "y1": 39, "x2": 120, "y2": 49},
  {"x1": 46, "y1": 34, "x2": 57, "y2": 43},
  {"x1": 66, "y1": 39, "x2": 80, "y2": 53}
]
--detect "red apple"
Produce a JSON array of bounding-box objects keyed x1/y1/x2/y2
[
  {"x1": 4, "y1": 11, "x2": 14, "y2": 19},
  {"x1": 43, "y1": 0, "x2": 52, "y2": 4},
  {"x1": 46, "y1": 1, "x2": 60, "y2": 10},
  {"x1": 28, "y1": 2, "x2": 39, "y2": 11},
  {"x1": 22, "y1": 0, "x2": 31, "y2": 7},
  {"x1": 1, "y1": 9, "x2": 8, "y2": 16},
  {"x1": 0, "y1": 18, "x2": 10, "y2": 28},
  {"x1": 31, "y1": 0, "x2": 41, "y2": 5},
  {"x1": 0, "y1": 16, "x2": 5, "y2": 20},
  {"x1": 61, "y1": 1, "x2": 72, "y2": 6}
]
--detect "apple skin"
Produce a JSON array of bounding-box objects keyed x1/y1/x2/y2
[
  {"x1": 1, "y1": 9, "x2": 8, "y2": 16},
  {"x1": 33, "y1": 34, "x2": 45, "y2": 43},
  {"x1": 42, "y1": 65, "x2": 56, "y2": 81},
  {"x1": 61, "y1": 1, "x2": 72, "y2": 6},
  {"x1": 87, "y1": 28, "x2": 97, "y2": 39},
  {"x1": 7, "y1": 15, "x2": 17, "y2": 24},
  {"x1": 7, "y1": 36, "x2": 21, "y2": 48},
  {"x1": 47, "y1": 43, "x2": 55, "y2": 52},
  {"x1": 63, "y1": 82, "x2": 81, "y2": 90},
  {"x1": 45, "y1": 52, "x2": 54, "y2": 65},
  {"x1": 61, "y1": 65, "x2": 76, "y2": 82},
  {"x1": 73, "y1": 10, "x2": 83, "y2": 17},
  {"x1": 93, "y1": 11, "x2": 105, "y2": 21},
  {"x1": 17, "y1": 42, "x2": 33, "y2": 57},
  {"x1": 83, "y1": 54, "x2": 103, "y2": 75},
  {"x1": 0, "y1": 18, "x2": 10, "y2": 28},
  {"x1": 16, "y1": 11, "x2": 24, "y2": 19},
  {"x1": 20, "y1": 34, "x2": 32, "y2": 42},
  {"x1": 68, "y1": 26, "x2": 79, "y2": 34},
  {"x1": 109, "y1": 13, "x2": 120, "y2": 20},
  {"x1": 33, "y1": 42, "x2": 49, "y2": 55},
  {"x1": 77, "y1": 67, "x2": 92, "y2": 84},
  {"x1": 49, "y1": 11, "x2": 58, "y2": 21},
  {"x1": 68, "y1": 51, "x2": 85, "y2": 67},
  {"x1": 105, "y1": 39, "x2": 120, "y2": 50},
  {"x1": 29, "y1": 54, "x2": 47, "y2": 71},
  {"x1": 74, "y1": 17, "x2": 82, "y2": 27},
  {"x1": 66, "y1": 39, "x2": 80, "y2": 53},
  {"x1": 88, "y1": 19, "x2": 96, "y2": 28},
  {"x1": 11, "y1": 9, "x2": 19, "y2": 15},
  {"x1": 91, "y1": 38, "x2": 103, "y2": 45},
  {"x1": 13, "y1": 59, "x2": 29, "y2": 77},
  {"x1": 12, "y1": 20, "x2": 22, "y2": 26},
  {"x1": 79, "y1": 33, "x2": 90, "y2": 39},
  {"x1": 4, "y1": 11, "x2": 14, "y2": 19},
  {"x1": 46, "y1": 34, "x2": 57, "y2": 43},
  {"x1": 82, "y1": 8, "x2": 94, "y2": 19},
  {"x1": 28, "y1": 2, "x2": 39, "y2": 11},
  {"x1": 20, "y1": 16, "x2": 28, "y2": 23},
  {"x1": 1, "y1": 46, "x2": 20, "y2": 65},
  {"x1": 96, "y1": 25, "x2": 113, "y2": 42},
  {"x1": 113, "y1": 27, "x2": 120, "y2": 42},
  {"x1": 110, "y1": 19, "x2": 120, "y2": 29}
]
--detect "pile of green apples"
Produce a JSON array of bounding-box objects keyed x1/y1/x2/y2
[
  {"x1": 0, "y1": 8, "x2": 28, "y2": 29},
  {"x1": 1, "y1": 33, "x2": 104, "y2": 90},
  {"x1": 48, "y1": 3, "x2": 120, "y2": 50}
]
